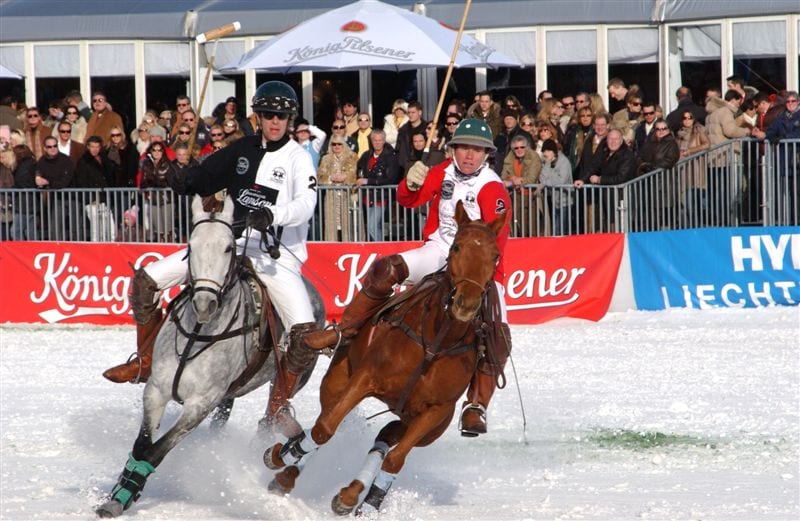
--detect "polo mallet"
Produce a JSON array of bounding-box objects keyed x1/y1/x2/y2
[
  {"x1": 188, "y1": 21, "x2": 241, "y2": 154},
  {"x1": 409, "y1": 0, "x2": 472, "y2": 190}
]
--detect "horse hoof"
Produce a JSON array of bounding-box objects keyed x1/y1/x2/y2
[
  {"x1": 331, "y1": 493, "x2": 356, "y2": 516},
  {"x1": 268, "y1": 465, "x2": 300, "y2": 495},
  {"x1": 264, "y1": 443, "x2": 285, "y2": 470},
  {"x1": 96, "y1": 499, "x2": 124, "y2": 518}
]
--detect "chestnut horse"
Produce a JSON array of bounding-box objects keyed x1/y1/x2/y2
[{"x1": 264, "y1": 201, "x2": 504, "y2": 515}]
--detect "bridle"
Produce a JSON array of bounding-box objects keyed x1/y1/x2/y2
[
  {"x1": 187, "y1": 216, "x2": 238, "y2": 302},
  {"x1": 444, "y1": 223, "x2": 497, "y2": 313}
]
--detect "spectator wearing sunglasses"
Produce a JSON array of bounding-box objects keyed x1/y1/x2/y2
[
  {"x1": 53, "y1": 104, "x2": 87, "y2": 144},
  {"x1": 85, "y1": 91, "x2": 124, "y2": 146},
  {"x1": 320, "y1": 118, "x2": 357, "y2": 158},
  {"x1": 611, "y1": 92, "x2": 643, "y2": 146},
  {"x1": 665, "y1": 86, "x2": 707, "y2": 134},
  {"x1": 634, "y1": 101, "x2": 659, "y2": 151},
  {"x1": 23, "y1": 107, "x2": 51, "y2": 160},
  {"x1": 54, "y1": 121, "x2": 85, "y2": 169}
]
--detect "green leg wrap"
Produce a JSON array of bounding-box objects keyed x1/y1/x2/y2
[{"x1": 109, "y1": 453, "x2": 156, "y2": 510}]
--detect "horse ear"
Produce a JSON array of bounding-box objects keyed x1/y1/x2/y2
[
  {"x1": 489, "y1": 210, "x2": 506, "y2": 237},
  {"x1": 222, "y1": 195, "x2": 235, "y2": 220},
  {"x1": 454, "y1": 200, "x2": 471, "y2": 227},
  {"x1": 191, "y1": 194, "x2": 206, "y2": 220}
]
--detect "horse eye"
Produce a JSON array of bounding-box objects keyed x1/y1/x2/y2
[
  {"x1": 451, "y1": 244, "x2": 460, "y2": 253},
  {"x1": 224, "y1": 245, "x2": 233, "y2": 253}
]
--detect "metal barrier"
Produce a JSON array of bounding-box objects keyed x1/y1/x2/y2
[{"x1": 1, "y1": 139, "x2": 796, "y2": 243}]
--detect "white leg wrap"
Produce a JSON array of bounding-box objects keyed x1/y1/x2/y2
[
  {"x1": 355, "y1": 441, "x2": 389, "y2": 486},
  {"x1": 373, "y1": 468, "x2": 396, "y2": 492}
]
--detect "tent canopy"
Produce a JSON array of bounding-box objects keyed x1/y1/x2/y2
[{"x1": 1, "y1": 0, "x2": 798, "y2": 43}]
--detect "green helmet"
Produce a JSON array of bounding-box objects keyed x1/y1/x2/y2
[
  {"x1": 447, "y1": 118, "x2": 496, "y2": 152},
  {"x1": 251, "y1": 81, "x2": 298, "y2": 116}
]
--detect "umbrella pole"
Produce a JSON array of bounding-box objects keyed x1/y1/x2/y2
[
  {"x1": 189, "y1": 22, "x2": 241, "y2": 154},
  {"x1": 425, "y1": 0, "x2": 472, "y2": 152}
]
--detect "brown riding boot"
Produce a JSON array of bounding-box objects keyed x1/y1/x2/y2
[
  {"x1": 460, "y1": 369, "x2": 497, "y2": 437},
  {"x1": 304, "y1": 254, "x2": 408, "y2": 350},
  {"x1": 102, "y1": 309, "x2": 163, "y2": 383},
  {"x1": 264, "y1": 322, "x2": 318, "y2": 437}
]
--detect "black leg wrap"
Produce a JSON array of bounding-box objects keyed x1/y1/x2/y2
[
  {"x1": 362, "y1": 483, "x2": 388, "y2": 511},
  {"x1": 279, "y1": 432, "x2": 310, "y2": 462}
]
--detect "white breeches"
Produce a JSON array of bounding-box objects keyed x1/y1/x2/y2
[
  {"x1": 144, "y1": 238, "x2": 315, "y2": 332},
  {"x1": 399, "y1": 240, "x2": 507, "y2": 322}
]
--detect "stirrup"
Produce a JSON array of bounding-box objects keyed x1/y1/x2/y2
[
  {"x1": 459, "y1": 402, "x2": 487, "y2": 437},
  {"x1": 124, "y1": 352, "x2": 145, "y2": 384}
]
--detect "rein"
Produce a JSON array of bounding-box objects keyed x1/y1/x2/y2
[{"x1": 169, "y1": 215, "x2": 262, "y2": 404}]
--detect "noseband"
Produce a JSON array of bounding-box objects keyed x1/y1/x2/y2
[
  {"x1": 444, "y1": 223, "x2": 496, "y2": 314},
  {"x1": 187, "y1": 217, "x2": 237, "y2": 301}
]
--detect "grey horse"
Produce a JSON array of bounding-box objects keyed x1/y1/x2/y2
[{"x1": 97, "y1": 195, "x2": 324, "y2": 517}]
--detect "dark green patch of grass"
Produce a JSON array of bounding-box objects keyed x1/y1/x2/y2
[{"x1": 588, "y1": 428, "x2": 717, "y2": 450}]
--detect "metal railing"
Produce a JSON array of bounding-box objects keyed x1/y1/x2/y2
[{"x1": 1, "y1": 139, "x2": 796, "y2": 243}]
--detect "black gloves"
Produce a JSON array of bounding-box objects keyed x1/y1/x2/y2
[{"x1": 247, "y1": 207, "x2": 274, "y2": 232}]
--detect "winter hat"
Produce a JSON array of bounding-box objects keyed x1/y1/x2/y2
[
  {"x1": 447, "y1": 118, "x2": 496, "y2": 152},
  {"x1": 391, "y1": 99, "x2": 408, "y2": 113},
  {"x1": 123, "y1": 206, "x2": 138, "y2": 226},
  {"x1": 541, "y1": 139, "x2": 558, "y2": 155},
  {"x1": 148, "y1": 126, "x2": 166, "y2": 139}
]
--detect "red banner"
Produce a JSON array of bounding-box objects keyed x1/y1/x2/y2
[{"x1": 0, "y1": 235, "x2": 623, "y2": 325}]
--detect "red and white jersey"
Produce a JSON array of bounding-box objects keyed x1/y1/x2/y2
[{"x1": 397, "y1": 158, "x2": 511, "y2": 282}]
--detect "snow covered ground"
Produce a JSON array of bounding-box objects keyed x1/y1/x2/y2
[{"x1": 1, "y1": 306, "x2": 798, "y2": 521}]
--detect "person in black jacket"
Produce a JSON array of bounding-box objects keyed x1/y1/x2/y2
[
  {"x1": 356, "y1": 129, "x2": 400, "y2": 241},
  {"x1": 10, "y1": 145, "x2": 38, "y2": 240},
  {"x1": 574, "y1": 129, "x2": 636, "y2": 231},
  {"x1": 36, "y1": 136, "x2": 74, "y2": 240}
]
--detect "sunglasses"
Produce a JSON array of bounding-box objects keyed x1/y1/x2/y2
[
  {"x1": 512, "y1": 146, "x2": 527, "y2": 150},
  {"x1": 332, "y1": 125, "x2": 346, "y2": 130},
  {"x1": 682, "y1": 116, "x2": 694, "y2": 120},
  {"x1": 110, "y1": 133, "x2": 123, "y2": 137},
  {"x1": 563, "y1": 102, "x2": 575, "y2": 107},
  {"x1": 66, "y1": 111, "x2": 78, "y2": 115},
  {"x1": 260, "y1": 111, "x2": 290, "y2": 121},
  {"x1": 45, "y1": 144, "x2": 58, "y2": 149},
  {"x1": 151, "y1": 148, "x2": 164, "y2": 152},
  {"x1": 92, "y1": 98, "x2": 105, "y2": 103},
  {"x1": 178, "y1": 130, "x2": 191, "y2": 135},
  {"x1": 358, "y1": 118, "x2": 370, "y2": 123},
  {"x1": 520, "y1": 121, "x2": 534, "y2": 126},
  {"x1": 787, "y1": 99, "x2": 799, "y2": 104},
  {"x1": 445, "y1": 121, "x2": 459, "y2": 126},
  {"x1": 27, "y1": 114, "x2": 39, "y2": 118},
  {"x1": 177, "y1": 102, "x2": 188, "y2": 107},
  {"x1": 580, "y1": 114, "x2": 593, "y2": 118},
  {"x1": 211, "y1": 132, "x2": 223, "y2": 137},
  {"x1": 331, "y1": 143, "x2": 344, "y2": 147},
  {"x1": 643, "y1": 111, "x2": 655, "y2": 115},
  {"x1": 655, "y1": 127, "x2": 669, "y2": 131},
  {"x1": 629, "y1": 102, "x2": 642, "y2": 106},
  {"x1": 182, "y1": 118, "x2": 195, "y2": 123},
  {"x1": 59, "y1": 129, "x2": 71, "y2": 134}
]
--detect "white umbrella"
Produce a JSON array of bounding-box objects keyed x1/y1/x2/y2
[
  {"x1": 0, "y1": 64, "x2": 22, "y2": 79},
  {"x1": 223, "y1": 0, "x2": 520, "y2": 72}
]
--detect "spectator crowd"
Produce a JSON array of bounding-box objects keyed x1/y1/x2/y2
[{"x1": 0, "y1": 75, "x2": 798, "y2": 242}]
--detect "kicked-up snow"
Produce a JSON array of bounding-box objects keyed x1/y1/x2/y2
[{"x1": 1, "y1": 306, "x2": 798, "y2": 520}]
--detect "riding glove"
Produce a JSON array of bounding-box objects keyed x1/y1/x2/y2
[
  {"x1": 406, "y1": 161, "x2": 429, "y2": 191},
  {"x1": 247, "y1": 207, "x2": 274, "y2": 232}
]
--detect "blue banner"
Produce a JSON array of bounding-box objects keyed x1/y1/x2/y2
[{"x1": 629, "y1": 227, "x2": 800, "y2": 310}]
